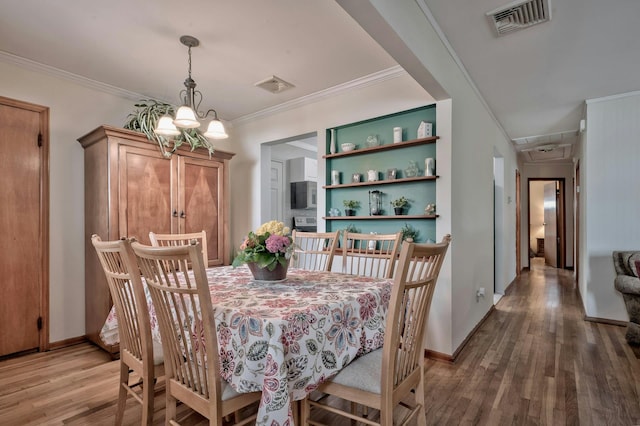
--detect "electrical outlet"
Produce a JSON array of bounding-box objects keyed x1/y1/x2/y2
[{"x1": 476, "y1": 287, "x2": 485, "y2": 302}]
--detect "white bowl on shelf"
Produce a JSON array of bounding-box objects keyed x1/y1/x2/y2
[{"x1": 341, "y1": 143, "x2": 356, "y2": 152}]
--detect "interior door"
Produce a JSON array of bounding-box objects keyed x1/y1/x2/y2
[
  {"x1": 118, "y1": 145, "x2": 173, "y2": 245},
  {"x1": 178, "y1": 156, "x2": 224, "y2": 266},
  {"x1": 270, "y1": 160, "x2": 284, "y2": 223},
  {"x1": 544, "y1": 182, "x2": 558, "y2": 267},
  {"x1": 0, "y1": 99, "x2": 47, "y2": 357}
]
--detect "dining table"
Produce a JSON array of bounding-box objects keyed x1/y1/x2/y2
[{"x1": 101, "y1": 265, "x2": 393, "y2": 426}]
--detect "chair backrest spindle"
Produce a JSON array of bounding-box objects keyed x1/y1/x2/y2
[
  {"x1": 291, "y1": 230, "x2": 339, "y2": 271},
  {"x1": 342, "y1": 231, "x2": 402, "y2": 278}
]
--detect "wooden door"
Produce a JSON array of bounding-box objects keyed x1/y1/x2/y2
[
  {"x1": 178, "y1": 156, "x2": 224, "y2": 266},
  {"x1": 118, "y1": 145, "x2": 173, "y2": 245},
  {"x1": 0, "y1": 98, "x2": 48, "y2": 357},
  {"x1": 544, "y1": 182, "x2": 558, "y2": 267}
]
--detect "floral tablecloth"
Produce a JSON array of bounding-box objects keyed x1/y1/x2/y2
[{"x1": 101, "y1": 266, "x2": 392, "y2": 426}]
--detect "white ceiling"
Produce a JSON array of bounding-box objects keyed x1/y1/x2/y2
[
  {"x1": 0, "y1": 0, "x2": 396, "y2": 121},
  {"x1": 1, "y1": 0, "x2": 638, "y2": 163}
]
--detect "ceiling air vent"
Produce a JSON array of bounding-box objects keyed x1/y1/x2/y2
[
  {"x1": 255, "y1": 75, "x2": 295, "y2": 94},
  {"x1": 486, "y1": 0, "x2": 551, "y2": 36}
]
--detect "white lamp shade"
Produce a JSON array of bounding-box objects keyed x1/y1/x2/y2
[
  {"x1": 173, "y1": 106, "x2": 201, "y2": 128},
  {"x1": 154, "y1": 115, "x2": 181, "y2": 136},
  {"x1": 203, "y1": 119, "x2": 229, "y2": 139}
]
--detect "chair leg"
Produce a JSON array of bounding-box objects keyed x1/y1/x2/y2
[
  {"x1": 115, "y1": 361, "x2": 129, "y2": 426},
  {"x1": 415, "y1": 381, "x2": 427, "y2": 426},
  {"x1": 300, "y1": 397, "x2": 310, "y2": 425},
  {"x1": 350, "y1": 402, "x2": 358, "y2": 426},
  {"x1": 141, "y1": 370, "x2": 155, "y2": 426},
  {"x1": 291, "y1": 400, "x2": 300, "y2": 425},
  {"x1": 380, "y1": 397, "x2": 394, "y2": 426},
  {"x1": 165, "y1": 392, "x2": 177, "y2": 426}
]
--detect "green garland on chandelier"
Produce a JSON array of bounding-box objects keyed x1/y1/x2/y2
[{"x1": 123, "y1": 99, "x2": 214, "y2": 157}]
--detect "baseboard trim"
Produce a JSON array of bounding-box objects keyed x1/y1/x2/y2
[
  {"x1": 48, "y1": 336, "x2": 87, "y2": 351},
  {"x1": 424, "y1": 349, "x2": 454, "y2": 363},
  {"x1": 451, "y1": 305, "x2": 495, "y2": 361},
  {"x1": 426, "y1": 304, "x2": 496, "y2": 363},
  {"x1": 503, "y1": 278, "x2": 517, "y2": 295},
  {"x1": 584, "y1": 316, "x2": 627, "y2": 327}
]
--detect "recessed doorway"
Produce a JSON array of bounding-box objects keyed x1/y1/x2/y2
[{"x1": 528, "y1": 178, "x2": 566, "y2": 269}]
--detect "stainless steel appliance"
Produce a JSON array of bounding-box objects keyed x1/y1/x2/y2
[
  {"x1": 290, "y1": 181, "x2": 317, "y2": 209},
  {"x1": 292, "y1": 216, "x2": 317, "y2": 232}
]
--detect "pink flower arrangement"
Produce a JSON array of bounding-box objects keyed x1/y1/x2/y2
[{"x1": 232, "y1": 220, "x2": 294, "y2": 271}]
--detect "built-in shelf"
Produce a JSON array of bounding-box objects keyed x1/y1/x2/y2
[
  {"x1": 324, "y1": 105, "x2": 438, "y2": 242},
  {"x1": 323, "y1": 136, "x2": 439, "y2": 159},
  {"x1": 323, "y1": 214, "x2": 438, "y2": 220},
  {"x1": 323, "y1": 175, "x2": 438, "y2": 189}
]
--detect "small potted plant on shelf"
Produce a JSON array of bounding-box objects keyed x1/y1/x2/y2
[
  {"x1": 390, "y1": 196, "x2": 410, "y2": 215},
  {"x1": 400, "y1": 223, "x2": 420, "y2": 242},
  {"x1": 343, "y1": 200, "x2": 360, "y2": 216},
  {"x1": 340, "y1": 223, "x2": 359, "y2": 248}
]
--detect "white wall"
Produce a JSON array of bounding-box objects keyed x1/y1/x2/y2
[
  {"x1": 0, "y1": 59, "x2": 135, "y2": 342},
  {"x1": 344, "y1": 0, "x2": 519, "y2": 354},
  {"x1": 581, "y1": 91, "x2": 640, "y2": 321},
  {"x1": 230, "y1": 73, "x2": 435, "y2": 237}
]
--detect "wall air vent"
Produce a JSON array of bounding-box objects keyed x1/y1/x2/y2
[
  {"x1": 486, "y1": 0, "x2": 551, "y2": 36},
  {"x1": 255, "y1": 75, "x2": 295, "y2": 94}
]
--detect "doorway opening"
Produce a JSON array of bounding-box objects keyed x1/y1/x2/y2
[
  {"x1": 259, "y1": 133, "x2": 318, "y2": 231},
  {"x1": 527, "y1": 178, "x2": 566, "y2": 269}
]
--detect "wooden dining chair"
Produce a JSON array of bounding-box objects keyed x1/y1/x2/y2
[
  {"x1": 291, "y1": 230, "x2": 339, "y2": 271},
  {"x1": 302, "y1": 235, "x2": 452, "y2": 426},
  {"x1": 130, "y1": 240, "x2": 260, "y2": 426},
  {"x1": 342, "y1": 231, "x2": 403, "y2": 278},
  {"x1": 149, "y1": 230, "x2": 208, "y2": 267},
  {"x1": 91, "y1": 235, "x2": 164, "y2": 426}
]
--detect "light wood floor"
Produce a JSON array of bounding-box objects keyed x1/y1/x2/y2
[{"x1": 1, "y1": 258, "x2": 639, "y2": 425}]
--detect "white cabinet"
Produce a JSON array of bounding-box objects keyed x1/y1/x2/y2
[{"x1": 288, "y1": 157, "x2": 317, "y2": 182}]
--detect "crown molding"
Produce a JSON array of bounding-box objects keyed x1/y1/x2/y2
[
  {"x1": 231, "y1": 65, "x2": 406, "y2": 125},
  {"x1": 585, "y1": 90, "x2": 640, "y2": 105},
  {"x1": 414, "y1": 0, "x2": 512, "y2": 145},
  {"x1": 0, "y1": 50, "x2": 146, "y2": 101}
]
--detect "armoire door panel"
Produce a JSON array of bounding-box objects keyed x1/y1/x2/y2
[
  {"x1": 119, "y1": 145, "x2": 174, "y2": 244},
  {"x1": 178, "y1": 156, "x2": 224, "y2": 266}
]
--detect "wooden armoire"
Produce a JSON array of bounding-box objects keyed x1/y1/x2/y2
[{"x1": 78, "y1": 125, "x2": 234, "y2": 356}]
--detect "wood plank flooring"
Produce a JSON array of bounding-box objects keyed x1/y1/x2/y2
[{"x1": 1, "y1": 258, "x2": 639, "y2": 425}]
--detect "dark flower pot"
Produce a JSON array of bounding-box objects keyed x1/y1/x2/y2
[
  {"x1": 394, "y1": 207, "x2": 404, "y2": 215},
  {"x1": 247, "y1": 260, "x2": 289, "y2": 281},
  {"x1": 345, "y1": 208, "x2": 356, "y2": 216}
]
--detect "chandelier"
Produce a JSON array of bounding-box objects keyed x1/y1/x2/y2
[{"x1": 154, "y1": 35, "x2": 228, "y2": 139}]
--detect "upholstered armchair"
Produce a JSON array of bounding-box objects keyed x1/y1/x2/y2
[{"x1": 613, "y1": 251, "x2": 640, "y2": 344}]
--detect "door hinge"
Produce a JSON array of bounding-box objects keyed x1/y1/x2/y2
[
  {"x1": 37, "y1": 133, "x2": 43, "y2": 147},
  {"x1": 37, "y1": 317, "x2": 43, "y2": 330}
]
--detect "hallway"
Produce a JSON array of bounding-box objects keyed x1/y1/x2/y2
[{"x1": 423, "y1": 259, "x2": 640, "y2": 425}]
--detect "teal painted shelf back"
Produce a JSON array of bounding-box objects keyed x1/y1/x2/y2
[{"x1": 324, "y1": 104, "x2": 438, "y2": 242}]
